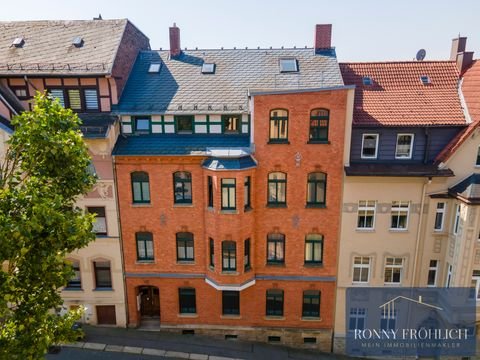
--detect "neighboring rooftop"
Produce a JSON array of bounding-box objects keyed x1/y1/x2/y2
[
  {"x1": 115, "y1": 48, "x2": 344, "y2": 114},
  {"x1": 79, "y1": 113, "x2": 116, "y2": 139},
  {"x1": 449, "y1": 173, "x2": 480, "y2": 204},
  {"x1": 0, "y1": 19, "x2": 131, "y2": 75},
  {"x1": 345, "y1": 163, "x2": 454, "y2": 177},
  {"x1": 340, "y1": 61, "x2": 466, "y2": 127}
]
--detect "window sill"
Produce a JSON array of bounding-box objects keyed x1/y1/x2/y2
[
  {"x1": 136, "y1": 260, "x2": 155, "y2": 264},
  {"x1": 221, "y1": 315, "x2": 241, "y2": 319},
  {"x1": 267, "y1": 140, "x2": 290, "y2": 145},
  {"x1": 389, "y1": 229, "x2": 409, "y2": 233},
  {"x1": 94, "y1": 233, "x2": 109, "y2": 237},
  {"x1": 266, "y1": 203, "x2": 287, "y2": 208},
  {"x1": 304, "y1": 262, "x2": 323, "y2": 267},
  {"x1": 131, "y1": 203, "x2": 152, "y2": 207},
  {"x1": 177, "y1": 261, "x2": 195, "y2": 265},
  {"x1": 221, "y1": 270, "x2": 239, "y2": 275},
  {"x1": 63, "y1": 288, "x2": 83, "y2": 292},
  {"x1": 351, "y1": 282, "x2": 370, "y2": 286},
  {"x1": 355, "y1": 228, "x2": 375, "y2": 232},
  {"x1": 305, "y1": 204, "x2": 326, "y2": 209},
  {"x1": 93, "y1": 288, "x2": 113, "y2": 291},
  {"x1": 173, "y1": 203, "x2": 194, "y2": 208},
  {"x1": 360, "y1": 156, "x2": 378, "y2": 160},
  {"x1": 178, "y1": 313, "x2": 198, "y2": 318},
  {"x1": 244, "y1": 206, "x2": 253, "y2": 213},
  {"x1": 264, "y1": 316, "x2": 285, "y2": 320},
  {"x1": 266, "y1": 262, "x2": 285, "y2": 267},
  {"x1": 301, "y1": 316, "x2": 322, "y2": 321},
  {"x1": 307, "y1": 140, "x2": 330, "y2": 144},
  {"x1": 220, "y1": 209, "x2": 239, "y2": 215}
]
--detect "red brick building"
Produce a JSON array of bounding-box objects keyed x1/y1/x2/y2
[{"x1": 113, "y1": 24, "x2": 353, "y2": 350}]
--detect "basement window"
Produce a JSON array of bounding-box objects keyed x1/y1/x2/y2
[
  {"x1": 279, "y1": 58, "x2": 298, "y2": 73},
  {"x1": 362, "y1": 76, "x2": 372, "y2": 85},
  {"x1": 12, "y1": 37, "x2": 24, "y2": 48},
  {"x1": 201, "y1": 63, "x2": 215, "y2": 74},
  {"x1": 420, "y1": 75, "x2": 431, "y2": 85},
  {"x1": 148, "y1": 63, "x2": 161, "y2": 73}
]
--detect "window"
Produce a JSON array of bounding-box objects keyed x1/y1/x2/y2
[
  {"x1": 453, "y1": 204, "x2": 461, "y2": 235},
  {"x1": 136, "y1": 232, "x2": 154, "y2": 261},
  {"x1": 384, "y1": 257, "x2": 403, "y2": 284},
  {"x1": 279, "y1": 58, "x2": 298, "y2": 73},
  {"x1": 305, "y1": 234, "x2": 323, "y2": 264},
  {"x1": 390, "y1": 201, "x2": 409, "y2": 230},
  {"x1": 222, "y1": 241, "x2": 236, "y2": 271},
  {"x1": 66, "y1": 260, "x2": 81, "y2": 289},
  {"x1": 11, "y1": 86, "x2": 28, "y2": 99},
  {"x1": 244, "y1": 176, "x2": 251, "y2": 210},
  {"x1": 266, "y1": 289, "x2": 284, "y2": 316},
  {"x1": 176, "y1": 232, "x2": 194, "y2": 261},
  {"x1": 222, "y1": 291, "x2": 240, "y2": 315},
  {"x1": 93, "y1": 260, "x2": 112, "y2": 289},
  {"x1": 470, "y1": 270, "x2": 480, "y2": 301},
  {"x1": 209, "y1": 238, "x2": 214, "y2": 268},
  {"x1": 134, "y1": 117, "x2": 150, "y2": 133},
  {"x1": 309, "y1": 109, "x2": 329, "y2": 142},
  {"x1": 48, "y1": 88, "x2": 99, "y2": 111},
  {"x1": 131, "y1": 172, "x2": 150, "y2": 204},
  {"x1": 207, "y1": 176, "x2": 214, "y2": 207},
  {"x1": 176, "y1": 115, "x2": 194, "y2": 133},
  {"x1": 362, "y1": 76, "x2": 372, "y2": 86},
  {"x1": 84, "y1": 89, "x2": 99, "y2": 110},
  {"x1": 222, "y1": 115, "x2": 240, "y2": 133},
  {"x1": 87, "y1": 207, "x2": 107, "y2": 235},
  {"x1": 267, "y1": 233, "x2": 285, "y2": 264},
  {"x1": 380, "y1": 308, "x2": 397, "y2": 331},
  {"x1": 201, "y1": 63, "x2": 215, "y2": 74},
  {"x1": 357, "y1": 200, "x2": 376, "y2": 229},
  {"x1": 67, "y1": 89, "x2": 82, "y2": 110},
  {"x1": 49, "y1": 89, "x2": 65, "y2": 107},
  {"x1": 221, "y1": 178, "x2": 236, "y2": 210},
  {"x1": 174, "y1": 172, "x2": 192, "y2": 204},
  {"x1": 244, "y1": 239, "x2": 251, "y2": 270},
  {"x1": 361, "y1": 134, "x2": 379, "y2": 159},
  {"x1": 349, "y1": 308, "x2": 366, "y2": 331},
  {"x1": 269, "y1": 109, "x2": 288, "y2": 142},
  {"x1": 148, "y1": 63, "x2": 161, "y2": 73},
  {"x1": 306, "y1": 172, "x2": 326, "y2": 206},
  {"x1": 434, "y1": 202, "x2": 446, "y2": 231},
  {"x1": 427, "y1": 260, "x2": 438, "y2": 287},
  {"x1": 302, "y1": 290, "x2": 320, "y2": 318},
  {"x1": 267, "y1": 172, "x2": 286, "y2": 205},
  {"x1": 353, "y1": 256, "x2": 370, "y2": 283},
  {"x1": 395, "y1": 134, "x2": 414, "y2": 159},
  {"x1": 476, "y1": 147, "x2": 480, "y2": 166},
  {"x1": 446, "y1": 263, "x2": 452, "y2": 287},
  {"x1": 420, "y1": 75, "x2": 431, "y2": 85},
  {"x1": 179, "y1": 288, "x2": 196, "y2": 314}
]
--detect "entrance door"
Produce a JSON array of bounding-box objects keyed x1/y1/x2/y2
[
  {"x1": 139, "y1": 286, "x2": 160, "y2": 318},
  {"x1": 96, "y1": 305, "x2": 117, "y2": 325}
]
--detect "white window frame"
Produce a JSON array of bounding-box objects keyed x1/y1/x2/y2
[
  {"x1": 390, "y1": 201, "x2": 410, "y2": 230},
  {"x1": 427, "y1": 260, "x2": 438, "y2": 287},
  {"x1": 361, "y1": 134, "x2": 379, "y2": 159},
  {"x1": 453, "y1": 204, "x2": 461, "y2": 235},
  {"x1": 445, "y1": 263, "x2": 452, "y2": 288},
  {"x1": 353, "y1": 256, "x2": 371, "y2": 284},
  {"x1": 434, "y1": 202, "x2": 446, "y2": 232},
  {"x1": 395, "y1": 133, "x2": 414, "y2": 159},
  {"x1": 384, "y1": 257, "x2": 403, "y2": 284},
  {"x1": 357, "y1": 200, "x2": 376, "y2": 230}
]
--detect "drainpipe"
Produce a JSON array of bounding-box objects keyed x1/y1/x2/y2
[{"x1": 412, "y1": 177, "x2": 431, "y2": 285}]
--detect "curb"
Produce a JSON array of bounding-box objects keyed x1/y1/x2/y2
[{"x1": 63, "y1": 342, "x2": 244, "y2": 360}]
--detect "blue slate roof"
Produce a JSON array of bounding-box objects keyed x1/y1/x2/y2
[
  {"x1": 202, "y1": 156, "x2": 257, "y2": 171},
  {"x1": 115, "y1": 48, "x2": 344, "y2": 115},
  {"x1": 449, "y1": 174, "x2": 480, "y2": 203},
  {"x1": 113, "y1": 134, "x2": 250, "y2": 156}
]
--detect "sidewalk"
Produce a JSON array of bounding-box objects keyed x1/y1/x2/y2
[{"x1": 66, "y1": 325, "x2": 354, "y2": 360}]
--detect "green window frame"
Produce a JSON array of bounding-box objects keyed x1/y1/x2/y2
[
  {"x1": 173, "y1": 171, "x2": 192, "y2": 204},
  {"x1": 178, "y1": 288, "x2": 196, "y2": 314},
  {"x1": 306, "y1": 172, "x2": 326, "y2": 206},
  {"x1": 209, "y1": 238, "x2": 215, "y2": 268},
  {"x1": 305, "y1": 234, "x2": 323, "y2": 264},
  {"x1": 207, "y1": 176, "x2": 214, "y2": 208},
  {"x1": 244, "y1": 176, "x2": 251, "y2": 210},
  {"x1": 266, "y1": 289, "x2": 284, "y2": 316},
  {"x1": 136, "y1": 232, "x2": 154, "y2": 261},
  {"x1": 269, "y1": 109, "x2": 288, "y2": 142},
  {"x1": 267, "y1": 233, "x2": 285, "y2": 264},
  {"x1": 309, "y1": 108, "x2": 329, "y2": 142},
  {"x1": 222, "y1": 291, "x2": 240, "y2": 315},
  {"x1": 176, "y1": 232, "x2": 194, "y2": 261},
  {"x1": 131, "y1": 171, "x2": 150, "y2": 204},
  {"x1": 302, "y1": 290, "x2": 321, "y2": 317},
  {"x1": 222, "y1": 114, "x2": 241, "y2": 133},
  {"x1": 175, "y1": 115, "x2": 194, "y2": 133},
  {"x1": 134, "y1": 116, "x2": 151, "y2": 134},
  {"x1": 267, "y1": 172, "x2": 286, "y2": 206},
  {"x1": 221, "y1": 178, "x2": 236, "y2": 210},
  {"x1": 222, "y1": 241, "x2": 236, "y2": 271}
]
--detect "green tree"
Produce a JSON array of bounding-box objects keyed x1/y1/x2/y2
[{"x1": 0, "y1": 93, "x2": 96, "y2": 359}]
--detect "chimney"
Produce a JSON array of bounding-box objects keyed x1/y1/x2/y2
[
  {"x1": 450, "y1": 36, "x2": 474, "y2": 73},
  {"x1": 314, "y1": 24, "x2": 332, "y2": 51},
  {"x1": 169, "y1": 23, "x2": 181, "y2": 58}
]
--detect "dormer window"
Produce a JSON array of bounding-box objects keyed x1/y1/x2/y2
[
  {"x1": 362, "y1": 76, "x2": 372, "y2": 86},
  {"x1": 201, "y1": 63, "x2": 215, "y2": 74},
  {"x1": 12, "y1": 37, "x2": 24, "y2": 48},
  {"x1": 72, "y1": 37, "x2": 84, "y2": 48},
  {"x1": 279, "y1": 58, "x2": 298, "y2": 73},
  {"x1": 420, "y1": 75, "x2": 431, "y2": 85},
  {"x1": 148, "y1": 63, "x2": 161, "y2": 73}
]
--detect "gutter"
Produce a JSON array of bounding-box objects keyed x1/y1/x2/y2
[{"x1": 248, "y1": 84, "x2": 355, "y2": 96}]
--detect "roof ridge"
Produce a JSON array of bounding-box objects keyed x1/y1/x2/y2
[
  {"x1": 340, "y1": 60, "x2": 456, "y2": 65},
  {"x1": 0, "y1": 19, "x2": 128, "y2": 25}
]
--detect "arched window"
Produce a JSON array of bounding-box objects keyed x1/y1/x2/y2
[
  {"x1": 267, "y1": 233, "x2": 285, "y2": 264},
  {"x1": 93, "y1": 260, "x2": 112, "y2": 289},
  {"x1": 131, "y1": 171, "x2": 150, "y2": 203},
  {"x1": 309, "y1": 108, "x2": 329, "y2": 142},
  {"x1": 269, "y1": 109, "x2": 288, "y2": 142},
  {"x1": 305, "y1": 234, "x2": 323, "y2": 264},
  {"x1": 136, "y1": 232, "x2": 154, "y2": 261},
  {"x1": 306, "y1": 172, "x2": 326, "y2": 206},
  {"x1": 173, "y1": 172, "x2": 192, "y2": 204},
  {"x1": 176, "y1": 232, "x2": 194, "y2": 261},
  {"x1": 222, "y1": 241, "x2": 236, "y2": 271},
  {"x1": 267, "y1": 172, "x2": 286, "y2": 205}
]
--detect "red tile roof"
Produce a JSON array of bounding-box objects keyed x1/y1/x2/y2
[
  {"x1": 436, "y1": 60, "x2": 480, "y2": 163},
  {"x1": 340, "y1": 61, "x2": 466, "y2": 127}
]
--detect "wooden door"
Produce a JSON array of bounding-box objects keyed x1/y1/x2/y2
[
  {"x1": 140, "y1": 286, "x2": 160, "y2": 318},
  {"x1": 96, "y1": 305, "x2": 117, "y2": 325}
]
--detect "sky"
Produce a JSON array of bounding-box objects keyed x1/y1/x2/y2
[{"x1": 2, "y1": 0, "x2": 479, "y2": 62}]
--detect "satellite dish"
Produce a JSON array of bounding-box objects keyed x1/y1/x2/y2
[{"x1": 416, "y1": 49, "x2": 426, "y2": 61}]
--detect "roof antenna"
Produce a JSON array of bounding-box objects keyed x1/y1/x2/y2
[{"x1": 93, "y1": 14, "x2": 102, "y2": 20}]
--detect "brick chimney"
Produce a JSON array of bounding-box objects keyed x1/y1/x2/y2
[
  {"x1": 450, "y1": 36, "x2": 474, "y2": 74},
  {"x1": 314, "y1": 24, "x2": 332, "y2": 51},
  {"x1": 169, "y1": 23, "x2": 181, "y2": 58}
]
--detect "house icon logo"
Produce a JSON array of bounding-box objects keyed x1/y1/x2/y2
[{"x1": 380, "y1": 295, "x2": 443, "y2": 318}]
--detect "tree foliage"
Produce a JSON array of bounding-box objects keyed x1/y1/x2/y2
[{"x1": 0, "y1": 93, "x2": 96, "y2": 359}]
